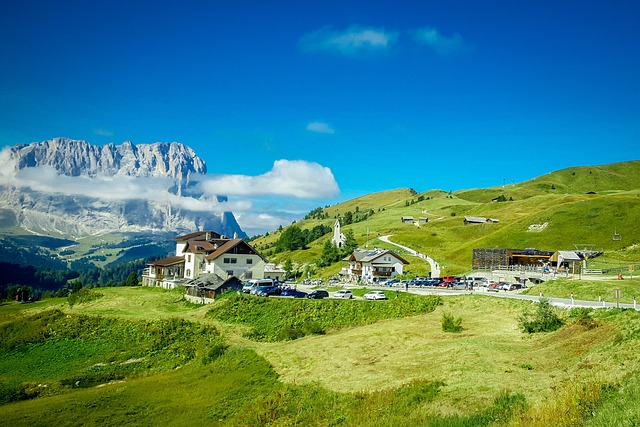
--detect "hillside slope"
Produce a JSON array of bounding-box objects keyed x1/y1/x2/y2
[{"x1": 255, "y1": 161, "x2": 640, "y2": 276}]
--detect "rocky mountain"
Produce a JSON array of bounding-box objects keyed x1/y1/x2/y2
[{"x1": 0, "y1": 138, "x2": 245, "y2": 239}]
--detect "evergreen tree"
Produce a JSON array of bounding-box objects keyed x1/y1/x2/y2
[
  {"x1": 125, "y1": 271, "x2": 139, "y2": 286},
  {"x1": 342, "y1": 229, "x2": 358, "y2": 255},
  {"x1": 318, "y1": 240, "x2": 340, "y2": 267},
  {"x1": 283, "y1": 259, "x2": 294, "y2": 279}
]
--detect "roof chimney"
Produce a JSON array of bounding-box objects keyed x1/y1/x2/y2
[{"x1": 233, "y1": 232, "x2": 238, "y2": 239}]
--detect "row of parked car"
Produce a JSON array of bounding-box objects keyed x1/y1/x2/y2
[
  {"x1": 486, "y1": 282, "x2": 527, "y2": 292},
  {"x1": 240, "y1": 279, "x2": 387, "y2": 300},
  {"x1": 382, "y1": 277, "x2": 479, "y2": 288}
]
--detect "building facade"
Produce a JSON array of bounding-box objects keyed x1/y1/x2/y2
[
  {"x1": 142, "y1": 231, "x2": 266, "y2": 289},
  {"x1": 341, "y1": 249, "x2": 409, "y2": 284}
]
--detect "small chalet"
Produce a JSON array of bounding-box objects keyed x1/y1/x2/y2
[
  {"x1": 142, "y1": 231, "x2": 266, "y2": 289},
  {"x1": 184, "y1": 274, "x2": 243, "y2": 303},
  {"x1": 464, "y1": 216, "x2": 499, "y2": 225},
  {"x1": 341, "y1": 249, "x2": 409, "y2": 284},
  {"x1": 402, "y1": 216, "x2": 414, "y2": 224},
  {"x1": 550, "y1": 250, "x2": 583, "y2": 274},
  {"x1": 264, "y1": 263, "x2": 286, "y2": 282}
]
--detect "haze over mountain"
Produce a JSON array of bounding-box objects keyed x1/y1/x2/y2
[{"x1": 0, "y1": 138, "x2": 245, "y2": 238}]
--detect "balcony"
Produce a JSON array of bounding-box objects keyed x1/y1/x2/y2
[{"x1": 372, "y1": 271, "x2": 392, "y2": 277}]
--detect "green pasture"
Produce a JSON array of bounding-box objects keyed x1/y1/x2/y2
[{"x1": 2, "y1": 286, "x2": 640, "y2": 426}]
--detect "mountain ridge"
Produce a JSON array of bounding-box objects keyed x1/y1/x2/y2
[{"x1": 0, "y1": 137, "x2": 244, "y2": 240}]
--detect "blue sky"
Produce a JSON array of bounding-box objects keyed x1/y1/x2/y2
[{"x1": 1, "y1": 1, "x2": 639, "y2": 235}]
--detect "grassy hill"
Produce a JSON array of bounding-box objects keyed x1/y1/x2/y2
[
  {"x1": 2, "y1": 286, "x2": 640, "y2": 426},
  {"x1": 256, "y1": 161, "x2": 640, "y2": 277}
]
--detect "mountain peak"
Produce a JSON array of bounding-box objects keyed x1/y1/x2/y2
[{"x1": 8, "y1": 138, "x2": 207, "y2": 179}]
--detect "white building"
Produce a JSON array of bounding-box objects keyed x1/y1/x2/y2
[
  {"x1": 142, "y1": 231, "x2": 266, "y2": 289},
  {"x1": 341, "y1": 249, "x2": 409, "y2": 284},
  {"x1": 331, "y1": 219, "x2": 346, "y2": 248}
]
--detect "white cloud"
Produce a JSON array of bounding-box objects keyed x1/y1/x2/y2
[
  {"x1": 0, "y1": 148, "x2": 339, "y2": 235},
  {"x1": 299, "y1": 25, "x2": 398, "y2": 55},
  {"x1": 94, "y1": 129, "x2": 114, "y2": 137},
  {"x1": 306, "y1": 121, "x2": 335, "y2": 134},
  {"x1": 413, "y1": 27, "x2": 465, "y2": 54},
  {"x1": 198, "y1": 160, "x2": 340, "y2": 199},
  {"x1": 0, "y1": 163, "x2": 251, "y2": 213}
]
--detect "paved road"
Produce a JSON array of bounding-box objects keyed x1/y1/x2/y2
[
  {"x1": 403, "y1": 285, "x2": 639, "y2": 310},
  {"x1": 291, "y1": 282, "x2": 638, "y2": 310}
]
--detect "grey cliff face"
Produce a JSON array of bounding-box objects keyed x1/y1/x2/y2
[
  {"x1": 9, "y1": 137, "x2": 207, "y2": 179},
  {"x1": 0, "y1": 138, "x2": 245, "y2": 239}
]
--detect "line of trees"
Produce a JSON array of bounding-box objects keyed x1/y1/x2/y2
[
  {"x1": 273, "y1": 224, "x2": 332, "y2": 253},
  {"x1": 0, "y1": 258, "x2": 150, "y2": 302}
]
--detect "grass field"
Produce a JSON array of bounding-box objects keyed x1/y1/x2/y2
[{"x1": 2, "y1": 286, "x2": 640, "y2": 426}]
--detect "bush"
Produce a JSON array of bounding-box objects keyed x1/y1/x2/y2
[
  {"x1": 518, "y1": 297, "x2": 564, "y2": 333},
  {"x1": 569, "y1": 307, "x2": 598, "y2": 329},
  {"x1": 441, "y1": 312, "x2": 463, "y2": 333}
]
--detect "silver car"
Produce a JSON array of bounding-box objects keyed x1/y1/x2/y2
[
  {"x1": 333, "y1": 289, "x2": 353, "y2": 299},
  {"x1": 363, "y1": 291, "x2": 387, "y2": 300}
]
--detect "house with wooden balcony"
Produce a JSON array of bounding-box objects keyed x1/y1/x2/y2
[
  {"x1": 341, "y1": 248, "x2": 409, "y2": 284},
  {"x1": 141, "y1": 230, "x2": 266, "y2": 289}
]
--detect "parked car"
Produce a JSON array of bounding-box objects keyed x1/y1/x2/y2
[
  {"x1": 384, "y1": 279, "x2": 400, "y2": 287},
  {"x1": 497, "y1": 282, "x2": 511, "y2": 291},
  {"x1": 255, "y1": 285, "x2": 281, "y2": 297},
  {"x1": 363, "y1": 291, "x2": 387, "y2": 300},
  {"x1": 243, "y1": 278, "x2": 274, "y2": 294},
  {"x1": 487, "y1": 282, "x2": 501, "y2": 292},
  {"x1": 281, "y1": 288, "x2": 308, "y2": 298},
  {"x1": 307, "y1": 290, "x2": 329, "y2": 299},
  {"x1": 333, "y1": 289, "x2": 353, "y2": 299}
]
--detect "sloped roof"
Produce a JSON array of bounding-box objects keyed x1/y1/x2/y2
[
  {"x1": 148, "y1": 255, "x2": 184, "y2": 267},
  {"x1": 172, "y1": 230, "x2": 222, "y2": 242},
  {"x1": 556, "y1": 250, "x2": 582, "y2": 261},
  {"x1": 183, "y1": 239, "x2": 217, "y2": 254},
  {"x1": 346, "y1": 249, "x2": 409, "y2": 265},
  {"x1": 464, "y1": 216, "x2": 487, "y2": 223},
  {"x1": 204, "y1": 239, "x2": 264, "y2": 262}
]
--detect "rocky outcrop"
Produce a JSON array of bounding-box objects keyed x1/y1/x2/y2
[{"x1": 0, "y1": 138, "x2": 245, "y2": 238}]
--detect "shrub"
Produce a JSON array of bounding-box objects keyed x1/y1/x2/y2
[
  {"x1": 301, "y1": 320, "x2": 325, "y2": 336},
  {"x1": 441, "y1": 312, "x2": 462, "y2": 333},
  {"x1": 202, "y1": 341, "x2": 229, "y2": 365},
  {"x1": 518, "y1": 297, "x2": 564, "y2": 333},
  {"x1": 569, "y1": 307, "x2": 598, "y2": 329}
]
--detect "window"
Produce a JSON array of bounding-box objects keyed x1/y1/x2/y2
[
  {"x1": 226, "y1": 270, "x2": 233, "y2": 276},
  {"x1": 224, "y1": 258, "x2": 237, "y2": 264},
  {"x1": 245, "y1": 271, "x2": 253, "y2": 279},
  {"x1": 187, "y1": 255, "x2": 191, "y2": 262},
  {"x1": 230, "y1": 258, "x2": 237, "y2": 264},
  {"x1": 246, "y1": 258, "x2": 253, "y2": 265},
  {"x1": 223, "y1": 258, "x2": 230, "y2": 263}
]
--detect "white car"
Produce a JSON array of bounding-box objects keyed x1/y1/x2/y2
[
  {"x1": 363, "y1": 291, "x2": 387, "y2": 300},
  {"x1": 333, "y1": 289, "x2": 353, "y2": 299}
]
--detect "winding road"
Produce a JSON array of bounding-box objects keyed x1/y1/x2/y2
[{"x1": 379, "y1": 234, "x2": 441, "y2": 277}]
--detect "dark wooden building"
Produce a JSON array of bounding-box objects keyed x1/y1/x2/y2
[{"x1": 472, "y1": 248, "x2": 554, "y2": 269}]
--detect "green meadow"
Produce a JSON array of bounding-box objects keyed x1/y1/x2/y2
[{"x1": 2, "y1": 286, "x2": 640, "y2": 426}]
